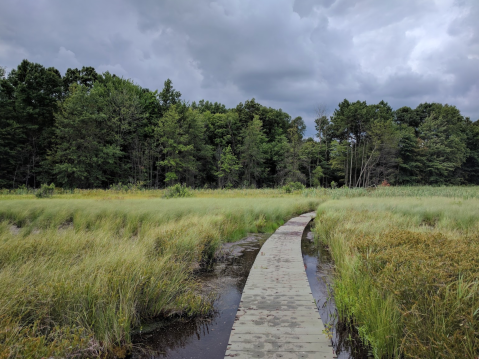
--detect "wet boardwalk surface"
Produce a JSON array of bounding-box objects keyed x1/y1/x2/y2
[{"x1": 224, "y1": 212, "x2": 334, "y2": 359}]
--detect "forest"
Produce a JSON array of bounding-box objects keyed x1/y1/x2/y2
[{"x1": 1, "y1": 59, "x2": 479, "y2": 190}]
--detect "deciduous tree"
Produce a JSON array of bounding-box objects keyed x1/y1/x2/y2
[{"x1": 240, "y1": 116, "x2": 267, "y2": 186}]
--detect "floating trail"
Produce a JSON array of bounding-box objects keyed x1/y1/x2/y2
[{"x1": 224, "y1": 212, "x2": 335, "y2": 359}]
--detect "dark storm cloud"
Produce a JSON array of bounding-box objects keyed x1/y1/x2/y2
[{"x1": 1, "y1": 0, "x2": 478, "y2": 136}]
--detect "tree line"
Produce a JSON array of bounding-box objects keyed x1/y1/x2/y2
[{"x1": 1, "y1": 59, "x2": 478, "y2": 189}]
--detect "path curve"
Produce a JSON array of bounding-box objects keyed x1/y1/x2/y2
[{"x1": 224, "y1": 212, "x2": 334, "y2": 359}]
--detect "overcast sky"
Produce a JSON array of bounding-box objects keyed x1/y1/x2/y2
[{"x1": 1, "y1": 0, "x2": 478, "y2": 136}]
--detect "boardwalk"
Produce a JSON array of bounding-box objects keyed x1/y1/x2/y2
[{"x1": 224, "y1": 212, "x2": 334, "y2": 359}]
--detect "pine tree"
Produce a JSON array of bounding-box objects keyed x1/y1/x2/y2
[
  {"x1": 240, "y1": 116, "x2": 267, "y2": 186},
  {"x1": 216, "y1": 145, "x2": 241, "y2": 188},
  {"x1": 417, "y1": 105, "x2": 467, "y2": 184},
  {"x1": 49, "y1": 84, "x2": 122, "y2": 188}
]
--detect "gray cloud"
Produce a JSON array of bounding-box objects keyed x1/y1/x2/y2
[{"x1": 1, "y1": 0, "x2": 478, "y2": 136}]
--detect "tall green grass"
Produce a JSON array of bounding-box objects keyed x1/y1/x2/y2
[
  {"x1": 5, "y1": 185, "x2": 479, "y2": 201},
  {"x1": 0, "y1": 197, "x2": 321, "y2": 358},
  {"x1": 314, "y1": 197, "x2": 479, "y2": 358},
  {"x1": 303, "y1": 185, "x2": 479, "y2": 200}
]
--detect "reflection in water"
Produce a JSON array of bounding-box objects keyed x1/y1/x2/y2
[
  {"x1": 302, "y1": 222, "x2": 371, "y2": 359},
  {"x1": 131, "y1": 234, "x2": 269, "y2": 359}
]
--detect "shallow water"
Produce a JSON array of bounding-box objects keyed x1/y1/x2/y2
[
  {"x1": 132, "y1": 222, "x2": 370, "y2": 358},
  {"x1": 131, "y1": 233, "x2": 270, "y2": 358},
  {"x1": 302, "y1": 222, "x2": 371, "y2": 359}
]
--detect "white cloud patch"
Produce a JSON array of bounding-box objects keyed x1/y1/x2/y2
[
  {"x1": 96, "y1": 64, "x2": 129, "y2": 78},
  {"x1": 52, "y1": 47, "x2": 82, "y2": 72}
]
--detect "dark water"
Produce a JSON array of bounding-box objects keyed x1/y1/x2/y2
[
  {"x1": 132, "y1": 223, "x2": 370, "y2": 359},
  {"x1": 131, "y1": 233, "x2": 270, "y2": 359},
  {"x1": 302, "y1": 222, "x2": 371, "y2": 359}
]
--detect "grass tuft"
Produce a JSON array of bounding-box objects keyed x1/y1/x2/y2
[
  {"x1": 314, "y1": 197, "x2": 479, "y2": 358},
  {"x1": 0, "y1": 195, "x2": 321, "y2": 358}
]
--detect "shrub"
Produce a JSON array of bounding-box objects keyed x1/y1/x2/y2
[
  {"x1": 109, "y1": 181, "x2": 144, "y2": 192},
  {"x1": 15, "y1": 184, "x2": 29, "y2": 195},
  {"x1": 283, "y1": 182, "x2": 305, "y2": 193},
  {"x1": 289, "y1": 182, "x2": 305, "y2": 190},
  {"x1": 163, "y1": 183, "x2": 192, "y2": 198},
  {"x1": 35, "y1": 183, "x2": 55, "y2": 198}
]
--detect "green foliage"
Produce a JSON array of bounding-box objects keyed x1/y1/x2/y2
[
  {"x1": 155, "y1": 105, "x2": 208, "y2": 187},
  {"x1": 15, "y1": 184, "x2": 29, "y2": 195},
  {"x1": 109, "y1": 181, "x2": 144, "y2": 192},
  {"x1": 282, "y1": 181, "x2": 305, "y2": 193},
  {"x1": 396, "y1": 126, "x2": 421, "y2": 184},
  {"x1": 49, "y1": 83, "x2": 122, "y2": 188},
  {"x1": 312, "y1": 166, "x2": 324, "y2": 187},
  {"x1": 35, "y1": 183, "x2": 55, "y2": 198},
  {"x1": 289, "y1": 181, "x2": 305, "y2": 190},
  {"x1": 0, "y1": 59, "x2": 63, "y2": 188},
  {"x1": 417, "y1": 105, "x2": 467, "y2": 184},
  {"x1": 280, "y1": 117, "x2": 307, "y2": 184},
  {"x1": 1, "y1": 59, "x2": 478, "y2": 190},
  {"x1": 191, "y1": 99, "x2": 227, "y2": 114},
  {"x1": 63, "y1": 66, "x2": 98, "y2": 92},
  {"x1": 216, "y1": 145, "x2": 241, "y2": 188},
  {"x1": 163, "y1": 183, "x2": 193, "y2": 198},
  {"x1": 301, "y1": 139, "x2": 322, "y2": 187},
  {"x1": 461, "y1": 120, "x2": 479, "y2": 184},
  {"x1": 158, "y1": 78, "x2": 182, "y2": 116},
  {"x1": 240, "y1": 116, "x2": 267, "y2": 186}
]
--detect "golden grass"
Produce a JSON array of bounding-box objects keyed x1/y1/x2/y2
[
  {"x1": 0, "y1": 187, "x2": 295, "y2": 200},
  {"x1": 0, "y1": 196, "x2": 321, "y2": 358},
  {"x1": 3, "y1": 186, "x2": 479, "y2": 357},
  {"x1": 314, "y1": 197, "x2": 479, "y2": 358}
]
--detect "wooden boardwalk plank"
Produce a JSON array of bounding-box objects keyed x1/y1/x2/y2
[
  {"x1": 224, "y1": 212, "x2": 335, "y2": 359},
  {"x1": 225, "y1": 352, "x2": 333, "y2": 359}
]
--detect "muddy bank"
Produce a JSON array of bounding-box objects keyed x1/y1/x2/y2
[{"x1": 131, "y1": 233, "x2": 270, "y2": 358}]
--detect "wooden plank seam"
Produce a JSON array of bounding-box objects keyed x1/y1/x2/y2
[{"x1": 224, "y1": 212, "x2": 336, "y2": 359}]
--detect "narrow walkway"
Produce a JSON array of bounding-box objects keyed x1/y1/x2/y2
[{"x1": 224, "y1": 212, "x2": 334, "y2": 359}]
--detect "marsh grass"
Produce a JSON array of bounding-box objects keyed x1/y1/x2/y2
[
  {"x1": 3, "y1": 185, "x2": 479, "y2": 201},
  {"x1": 3, "y1": 186, "x2": 479, "y2": 357},
  {"x1": 304, "y1": 185, "x2": 479, "y2": 200},
  {"x1": 0, "y1": 196, "x2": 321, "y2": 358},
  {"x1": 0, "y1": 187, "x2": 294, "y2": 200},
  {"x1": 314, "y1": 197, "x2": 479, "y2": 358}
]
